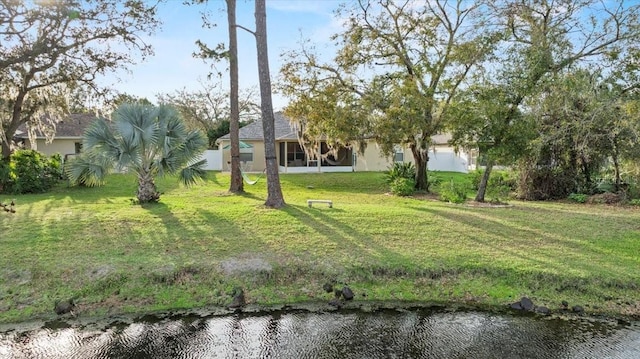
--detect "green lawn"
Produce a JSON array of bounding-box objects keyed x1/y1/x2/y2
[{"x1": 1, "y1": 171, "x2": 638, "y2": 323}]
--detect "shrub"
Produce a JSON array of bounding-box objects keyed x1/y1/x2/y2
[
  {"x1": 0, "y1": 150, "x2": 63, "y2": 194},
  {"x1": 487, "y1": 185, "x2": 512, "y2": 204},
  {"x1": 471, "y1": 169, "x2": 517, "y2": 191},
  {"x1": 438, "y1": 179, "x2": 469, "y2": 204},
  {"x1": 386, "y1": 162, "x2": 416, "y2": 183},
  {"x1": 626, "y1": 182, "x2": 640, "y2": 200},
  {"x1": 469, "y1": 169, "x2": 483, "y2": 190},
  {"x1": 586, "y1": 192, "x2": 625, "y2": 205},
  {"x1": 568, "y1": 193, "x2": 588, "y2": 203},
  {"x1": 628, "y1": 198, "x2": 640, "y2": 206},
  {"x1": 390, "y1": 177, "x2": 415, "y2": 196},
  {"x1": 0, "y1": 160, "x2": 13, "y2": 193},
  {"x1": 595, "y1": 179, "x2": 616, "y2": 194},
  {"x1": 427, "y1": 171, "x2": 443, "y2": 189}
]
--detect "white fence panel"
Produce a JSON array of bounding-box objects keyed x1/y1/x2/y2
[
  {"x1": 428, "y1": 149, "x2": 469, "y2": 173},
  {"x1": 203, "y1": 150, "x2": 222, "y2": 171}
]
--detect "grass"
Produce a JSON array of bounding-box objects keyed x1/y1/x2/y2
[{"x1": 0, "y1": 171, "x2": 639, "y2": 323}]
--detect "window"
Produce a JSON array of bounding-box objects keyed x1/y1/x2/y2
[
  {"x1": 393, "y1": 145, "x2": 404, "y2": 162},
  {"x1": 286, "y1": 142, "x2": 305, "y2": 165},
  {"x1": 239, "y1": 147, "x2": 253, "y2": 162},
  {"x1": 74, "y1": 142, "x2": 83, "y2": 154}
]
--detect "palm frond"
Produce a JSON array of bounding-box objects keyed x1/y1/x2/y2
[
  {"x1": 159, "y1": 105, "x2": 188, "y2": 156},
  {"x1": 84, "y1": 119, "x2": 120, "y2": 158},
  {"x1": 179, "y1": 158, "x2": 207, "y2": 187},
  {"x1": 114, "y1": 103, "x2": 159, "y2": 151},
  {"x1": 117, "y1": 135, "x2": 142, "y2": 169},
  {"x1": 78, "y1": 102, "x2": 206, "y2": 193},
  {"x1": 65, "y1": 153, "x2": 110, "y2": 187},
  {"x1": 178, "y1": 130, "x2": 208, "y2": 160}
]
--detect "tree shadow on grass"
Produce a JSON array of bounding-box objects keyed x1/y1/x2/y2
[
  {"x1": 141, "y1": 201, "x2": 271, "y2": 263},
  {"x1": 282, "y1": 204, "x2": 411, "y2": 272},
  {"x1": 408, "y1": 204, "x2": 638, "y2": 294}
]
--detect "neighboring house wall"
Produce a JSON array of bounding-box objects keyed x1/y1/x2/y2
[
  {"x1": 354, "y1": 141, "x2": 470, "y2": 173},
  {"x1": 219, "y1": 138, "x2": 471, "y2": 173},
  {"x1": 220, "y1": 140, "x2": 267, "y2": 173},
  {"x1": 24, "y1": 138, "x2": 82, "y2": 158},
  {"x1": 354, "y1": 141, "x2": 392, "y2": 171}
]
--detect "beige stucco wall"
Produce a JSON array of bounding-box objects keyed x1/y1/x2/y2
[
  {"x1": 219, "y1": 140, "x2": 266, "y2": 173},
  {"x1": 25, "y1": 138, "x2": 80, "y2": 157},
  {"x1": 354, "y1": 141, "x2": 394, "y2": 171},
  {"x1": 354, "y1": 140, "x2": 470, "y2": 172},
  {"x1": 219, "y1": 138, "x2": 471, "y2": 173}
]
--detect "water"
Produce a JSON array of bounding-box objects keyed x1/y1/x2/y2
[{"x1": 0, "y1": 309, "x2": 638, "y2": 358}]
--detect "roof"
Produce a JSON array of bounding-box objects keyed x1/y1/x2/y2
[
  {"x1": 16, "y1": 113, "x2": 98, "y2": 139},
  {"x1": 431, "y1": 133, "x2": 452, "y2": 145},
  {"x1": 222, "y1": 140, "x2": 253, "y2": 149},
  {"x1": 218, "y1": 112, "x2": 298, "y2": 141},
  {"x1": 217, "y1": 111, "x2": 452, "y2": 145}
]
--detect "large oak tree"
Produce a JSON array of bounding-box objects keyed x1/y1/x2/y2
[
  {"x1": 0, "y1": 0, "x2": 160, "y2": 160},
  {"x1": 280, "y1": 0, "x2": 495, "y2": 190}
]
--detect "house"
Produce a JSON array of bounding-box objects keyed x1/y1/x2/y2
[
  {"x1": 216, "y1": 112, "x2": 474, "y2": 173},
  {"x1": 14, "y1": 113, "x2": 96, "y2": 160}
]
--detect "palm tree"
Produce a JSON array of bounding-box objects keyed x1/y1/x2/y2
[{"x1": 67, "y1": 103, "x2": 207, "y2": 203}]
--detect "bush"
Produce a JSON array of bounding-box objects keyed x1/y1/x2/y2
[
  {"x1": 0, "y1": 150, "x2": 63, "y2": 194},
  {"x1": 390, "y1": 177, "x2": 415, "y2": 196},
  {"x1": 486, "y1": 185, "x2": 512, "y2": 203},
  {"x1": 470, "y1": 169, "x2": 517, "y2": 191},
  {"x1": 427, "y1": 171, "x2": 443, "y2": 189},
  {"x1": 628, "y1": 198, "x2": 640, "y2": 206},
  {"x1": 386, "y1": 162, "x2": 416, "y2": 183},
  {"x1": 595, "y1": 179, "x2": 616, "y2": 194},
  {"x1": 517, "y1": 166, "x2": 575, "y2": 200},
  {"x1": 438, "y1": 179, "x2": 469, "y2": 204},
  {"x1": 568, "y1": 193, "x2": 588, "y2": 203},
  {"x1": 586, "y1": 192, "x2": 625, "y2": 205}
]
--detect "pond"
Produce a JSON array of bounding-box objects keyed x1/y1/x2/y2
[{"x1": 1, "y1": 309, "x2": 638, "y2": 358}]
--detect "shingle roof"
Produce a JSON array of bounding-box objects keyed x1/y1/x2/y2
[
  {"x1": 15, "y1": 113, "x2": 98, "y2": 139},
  {"x1": 218, "y1": 112, "x2": 298, "y2": 141},
  {"x1": 218, "y1": 111, "x2": 452, "y2": 145}
]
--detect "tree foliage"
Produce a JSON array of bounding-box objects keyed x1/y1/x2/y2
[
  {"x1": 0, "y1": 0, "x2": 160, "y2": 160},
  {"x1": 156, "y1": 79, "x2": 259, "y2": 149},
  {"x1": 67, "y1": 103, "x2": 207, "y2": 204},
  {"x1": 448, "y1": 0, "x2": 640, "y2": 201},
  {"x1": 280, "y1": 0, "x2": 496, "y2": 191},
  {"x1": 0, "y1": 149, "x2": 62, "y2": 194},
  {"x1": 519, "y1": 69, "x2": 640, "y2": 199}
]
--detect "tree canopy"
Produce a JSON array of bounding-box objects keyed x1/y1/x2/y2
[
  {"x1": 280, "y1": 0, "x2": 497, "y2": 190},
  {"x1": 156, "y1": 80, "x2": 259, "y2": 149},
  {"x1": 281, "y1": 0, "x2": 640, "y2": 198},
  {"x1": 0, "y1": 0, "x2": 160, "y2": 159}
]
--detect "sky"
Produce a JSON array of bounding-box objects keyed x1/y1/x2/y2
[{"x1": 102, "y1": 0, "x2": 345, "y2": 111}]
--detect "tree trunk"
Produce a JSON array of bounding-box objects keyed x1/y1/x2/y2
[
  {"x1": 410, "y1": 144, "x2": 430, "y2": 191},
  {"x1": 255, "y1": 0, "x2": 285, "y2": 208},
  {"x1": 475, "y1": 160, "x2": 494, "y2": 202},
  {"x1": 137, "y1": 170, "x2": 160, "y2": 203},
  {"x1": 226, "y1": 0, "x2": 243, "y2": 193},
  {"x1": 1, "y1": 141, "x2": 11, "y2": 161},
  {"x1": 2, "y1": 91, "x2": 27, "y2": 160},
  {"x1": 611, "y1": 136, "x2": 622, "y2": 193}
]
